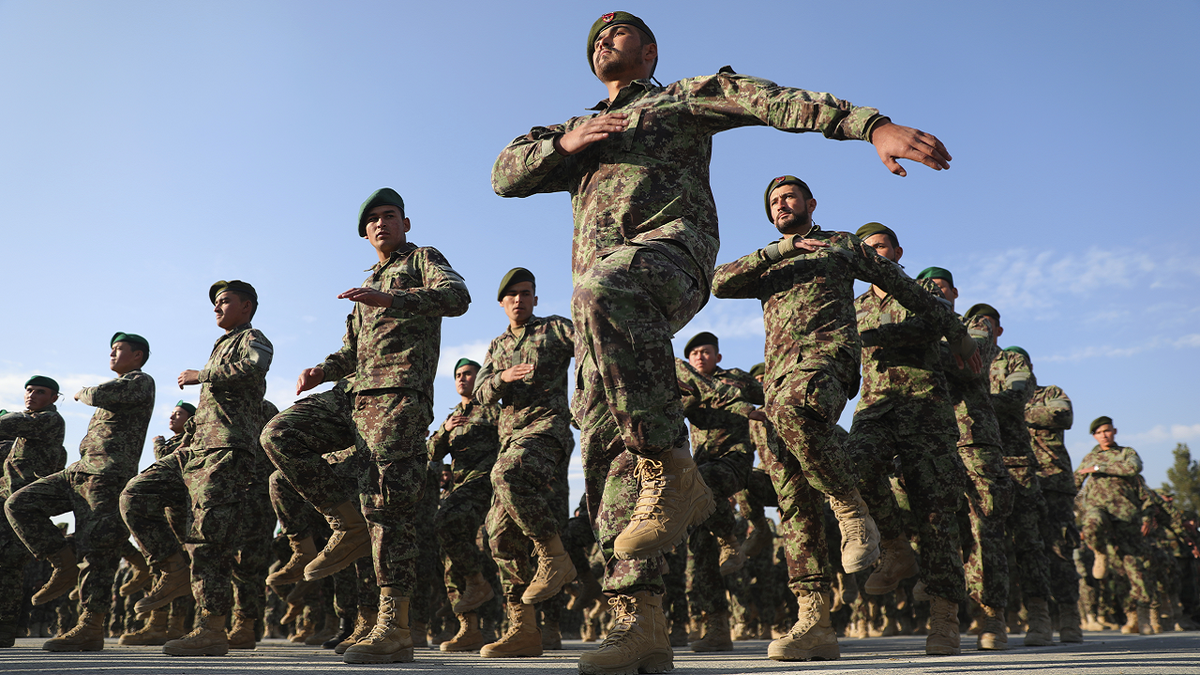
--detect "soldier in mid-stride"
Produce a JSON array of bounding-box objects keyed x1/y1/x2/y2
[{"x1": 492, "y1": 10, "x2": 954, "y2": 673}]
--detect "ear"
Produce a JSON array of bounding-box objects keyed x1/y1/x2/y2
[
  {"x1": 642, "y1": 41, "x2": 657, "y2": 64},
  {"x1": 533, "y1": 295, "x2": 539, "y2": 307},
  {"x1": 715, "y1": 352, "x2": 723, "y2": 365},
  {"x1": 807, "y1": 198, "x2": 817, "y2": 214},
  {"x1": 402, "y1": 217, "x2": 412, "y2": 233},
  {"x1": 893, "y1": 245, "x2": 903, "y2": 262}
]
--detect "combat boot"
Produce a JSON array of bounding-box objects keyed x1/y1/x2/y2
[
  {"x1": 163, "y1": 611, "x2": 228, "y2": 656},
  {"x1": 577, "y1": 591, "x2": 671, "y2": 675},
  {"x1": 452, "y1": 571, "x2": 496, "y2": 614},
  {"x1": 335, "y1": 606, "x2": 377, "y2": 654},
  {"x1": 668, "y1": 617, "x2": 688, "y2": 647},
  {"x1": 1092, "y1": 552, "x2": 1108, "y2": 579},
  {"x1": 1149, "y1": 601, "x2": 1165, "y2": 634},
  {"x1": 480, "y1": 602, "x2": 541, "y2": 657},
  {"x1": 828, "y1": 490, "x2": 880, "y2": 573},
  {"x1": 305, "y1": 501, "x2": 371, "y2": 581},
  {"x1": 135, "y1": 551, "x2": 191, "y2": 615},
  {"x1": 306, "y1": 612, "x2": 340, "y2": 646},
  {"x1": 568, "y1": 567, "x2": 603, "y2": 612},
  {"x1": 119, "y1": 548, "x2": 152, "y2": 597},
  {"x1": 717, "y1": 536, "x2": 747, "y2": 576},
  {"x1": 1121, "y1": 610, "x2": 1140, "y2": 634},
  {"x1": 343, "y1": 589, "x2": 413, "y2": 663},
  {"x1": 521, "y1": 534, "x2": 578, "y2": 605},
  {"x1": 266, "y1": 535, "x2": 318, "y2": 589},
  {"x1": 227, "y1": 611, "x2": 257, "y2": 649},
  {"x1": 324, "y1": 615, "x2": 354, "y2": 649},
  {"x1": 542, "y1": 619, "x2": 562, "y2": 650},
  {"x1": 1024, "y1": 597, "x2": 1054, "y2": 646},
  {"x1": 43, "y1": 610, "x2": 105, "y2": 652},
  {"x1": 410, "y1": 620, "x2": 428, "y2": 648},
  {"x1": 1059, "y1": 601, "x2": 1084, "y2": 643},
  {"x1": 690, "y1": 611, "x2": 733, "y2": 652},
  {"x1": 0, "y1": 621, "x2": 15, "y2": 649},
  {"x1": 32, "y1": 545, "x2": 80, "y2": 606},
  {"x1": 767, "y1": 590, "x2": 839, "y2": 661},
  {"x1": 864, "y1": 537, "x2": 920, "y2": 595},
  {"x1": 1137, "y1": 604, "x2": 1154, "y2": 635},
  {"x1": 977, "y1": 604, "x2": 1008, "y2": 650},
  {"x1": 165, "y1": 609, "x2": 188, "y2": 639},
  {"x1": 119, "y1": 608, "x2": 170, "y2": 645},
  {"x1": 614, "y1": 443, "x2": 715, "y2": 560},
  {"x1": 740, "y1": 516, "x2": 773, "y2": 558},
  {"x1": 926, "y1": 596, "x2": 962, "y2": 655},
  {"x1": 440, "y1": 612, "x2": 485, "y2": 652}
]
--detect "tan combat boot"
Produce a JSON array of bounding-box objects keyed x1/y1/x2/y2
[
  {"x1": 1092, "y1": 552, "x2": 1108, "y2": 580},
  {"x1": 668, "y1": 617, "x2": 688, "y2": 647},
  {"x1": 410, "y1": 620, "x2": 428, "y2": 648},
  {"x1": 864, "y1": 537, "x2": 920, "y2": 595},
  {"x1": 926, "y1": 596, "x2": 962, "y2": 655},
  {"x1": 440, "y1": 612, "x2": 485, "y2": 652},
  {"x1": 452, "y1": 571, "x2": 496, "y2": 614},
  {"x1": 690, "y1": 611, "x2": 733, "y2": 652},
  {"x1": 542, "y1": 619, "x2": 562, "y2": 650},
  {"x1": 43, "y1": 610, "x2": 105, "y2": 652},
  {"x1": 480, "y1": 602, "x2": 542, "y2": 657},
  {"x1": 1024, "y1": 597, "x2": 1054, "y2": 646},
  {"x1": 577, "y1": 591, "x2": 672, "y2": 675},
  {"x1": 521, "y1": 534, "x2": 578, "y2": 605},
  {"x1": 568, "y1": 567, "x2": 603, "y2": 612},
  {"x1": 119, "y1": 608, "x2": 169, "y2": 646},
  {"x1": 335, "y1": 605, "x2": 378, "y2": 655},
  {"x1": 266, "y1": 536, "x2": 318, "y2": 589},
  {"x1": 343, "y1": 590, "x2": 413, "y2": 663},
  {"x1": 305, "y1": 501, "x2": 371, "y2": 581},
  {"x1": 306, "y1": 612, "x2": 341, "y2": 646},
  {"x1": 613, "y1": 444, "x2": 715, "y2": 560},
  {"x1": 1059, "y1": 600, "x2": 1084, "y2": 643},
  {"x1": 163, "y1": 612, "x2": 228, "y2": 656},
  {"x1": 740, "y1": 516, "x2": 773, "y2": 558},
  {"x1": 135, "y1": 551, "x2": 191, "y2": 615},
  {"x1": 717, "y1": 536, "x2": 747, "y2": 576},
  {"x1": 165, "y1": 608, "x2": 189, "y2": 639},
  {"x1": 119, "y1": 549, "x2": 152, "y2": 597},
  {"x1": 1148, "y1": 601, "x2": 1165, "y2": 634},
  {"x1": 767, "y1": 590, "x2": 839, "y2": 661},
  {"x1": 1138, "y1": 604, "x2": 1155, "y2": 635},
  {"x1": 227, "y1": 611, "x2": 257, "y2": 649},
  {"x1": 828, "y1": 490, "x2": 880, "y2": 573},
  {"x1": 1121, "y1": 610, "x2": 1140, "y2": 634},
  {"x1": 32, "y1": 545, "x2": 80, "y2": 606},
  {"x1": 977, "y1": 603, "x2": 1008, "y2": 650}
]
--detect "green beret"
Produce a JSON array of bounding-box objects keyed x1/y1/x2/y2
[
  {"x1": 587, "y1": 11, "x2": 656, "y2": 74},
  {"x1": 854, "y1": 222, "x2": 899, "y2": 247},
  {"x1": 454, "y1": 358, "x2": 481, "y2": 372},
  {"x1": 358, "y1": 188, "x2": 405, "y2": 237},
  {"x1": 964, "y1": 303, "x2": 1000, "y2": 322},
  {"x1": 110, "y1": 332, "x2": 150, "y2": 359},
  {"x1": 497, "y1": 267, "x2": 536, "y2": 301},
  {"x1": 1004, "y1": 346, "x2": 1030, "y2": 360},
  {"x1": 209, "y1": 280, "x2": 258, "y2": 305},
  {"x1": 916, "y1": 266, "x2": 954, "y2": 287},
  {"x1": 684, "y1": 331, "x2": 719, "y2": 355},
  {"x1": 763, "y1": 175, "x2": 812, "y2": 223},
  {"x1": 749, "y1": 363, "x2": 766, "y2": 380},
  {"x1": 25, "y1": 375, "x2": 60, "y2": 394},
  {"x1": 175, "y1": 401, "x2": 197, "y2": 416},
  {"x1": 1089, "y1": 416, "x2": 1113, "y2": 435}
]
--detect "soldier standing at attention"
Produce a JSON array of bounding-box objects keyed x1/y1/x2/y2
[
  {"x1": 711, "y1": 177, "x2": 979, "y2": 661},
  {"x1": 7, "y1": 335, "x2": 154, "y2": 653},
  {"x1": 120, "y1": 281, "x2": 270, "y2": 656},
  {"x1": 492, "y1": 11, "x2": 953, "y2": 673},
  {"x1": 0, "y1": 376, "x2": 66, "y2": 648},
  {"x1": 472, "y1": 268, "x2": 576, "y2": 658}
]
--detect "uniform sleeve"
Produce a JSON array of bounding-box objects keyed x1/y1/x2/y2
[
  {"x1": 318, "y1": 312, "x2": 359, "y2": 382},
  {"x1": 76, "y1": 372, "x2": 155, "y2": 410},
  {"x1": 1025, "y1": 386, "x2": 1073, "y2": 430},
  {"x1": 989, "y1": 352, "x2": 1035, "y2": 417},
  {"x1": 492, "y1": 122, "x2": 581, "y2": 198},
  {"x1": 428, "y1": 416, "x2": 451, "y2": 462},
  {"x1": 473, "y1": 341, "x2": 506, "y2": 408},
  {"x1": 389, "y1": 248, "x2": 471, "y2": 318},
  {"x1": 712, "y1": 248, "x2": 774, "y2": 299},
  {"x1": 200, "y1": 333, "x2": 273, "y2": 384},
  {"x1": 1096, "y1": 447, "x2": 1144, "y2": 477},
  {"x1": 851, "y1": 240, "x2": 970, "y2": 351}
]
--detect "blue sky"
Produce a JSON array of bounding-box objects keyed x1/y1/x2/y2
[{"x1": 2, "y1": 1, "x2": 1196, "y2": 529}]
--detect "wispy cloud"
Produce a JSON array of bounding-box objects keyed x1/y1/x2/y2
[
  {"x1": 1125, "y1": 423, "x2": 1200, "y2": 446},
  {"x1": 436, "y1": 340, "x2": 492, "y2": 378},
  {"x1": 1040, "y1": 333, "x2": 1200, "y2": 363}
]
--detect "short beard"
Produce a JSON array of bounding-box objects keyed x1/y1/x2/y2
[{"x1": 773, "y1": 207, "x2": 812, "y2": 236}]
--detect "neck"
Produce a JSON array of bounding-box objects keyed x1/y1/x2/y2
[
  {"x1": 459, "y1": 396, "x2": 472, "y2": 406},
  {"x1": 509, "y1": 317, "x2": 530, "y2": 331},
  {"x1": 604, "y1": 78, "x2": 631, "y2": 102}
]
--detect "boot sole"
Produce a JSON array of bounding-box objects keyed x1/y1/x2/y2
[
  {"x1": 440, "y1": 640, "x2": 486, "y2": 652},
  {"x1": 344, "y1": 647, "x2": 414, "y2": 663},
  {"x1": 613, "y1": 487, "x2": 716, "y2": 560},
  {"x1": 43, "y1": 641, "x2": 103, "y2": 652},
  {"x1": 578, "y1": 648, "x2": 673, "y2": 674},
  {"x1": 766, "y1": 644, "x2": 840, "y2": 661},
  {"x1": 163, "y1": 645, "x2": 230, "y2": 656},
  {"x1": 304, "y1": 539, "x2": 371, "y2": 581}
]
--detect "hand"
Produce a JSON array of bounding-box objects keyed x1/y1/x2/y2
[
  {"x1": 501, "y1": 364, "x2": 535, "y2": 383},
  {"x1": 870, "y1": 121, "x2": 952, "y2": 177},
  {"x1": 748, "y1": 409, "x2": 768, "y2": 422},
  {"x1": 445, "y1": 415, "x2": 470, "y2": 431},
  {"x1": 954, "y1": 349, "x2": 983, "y2": 374},
  {"x1": 1190, "y1": 543, "x2": 1199, "y2": 559},
  {"x1": 1078, "y1": 465, "x2": 1099, "y2": 474},
  {"x1": 1141, "y1": 518, "x2": 1154, "y2": 536},
  {"x1": 178, "y1": 370, "x2": 201, "y2": 389},
  {"x1": 779, "y1": 235, "x2": 828, "y2": 258},
  {"x1": 73, "y1": 389, "x2": 83, "y2": 401},
  {"x1": 296, "y1": 367, "x2": 325, "y2": 395},
  {"x1": 337, "y1": 288, "x2": 394, "y2": 308},
  {"x1": 554, "y1": 113, "x2": 629, "y2": 155}
]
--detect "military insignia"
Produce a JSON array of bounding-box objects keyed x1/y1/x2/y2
[
  {"x1": 774, "y1": 176, "x2": 786, "y2": 185},
  {"x1": 602, "y1": 12, "x2": 615, "y2": 22}
]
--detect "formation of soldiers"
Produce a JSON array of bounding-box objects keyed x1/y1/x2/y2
[{"x1": 1, "y1": 9, "x2": 1197, "y2": 675}]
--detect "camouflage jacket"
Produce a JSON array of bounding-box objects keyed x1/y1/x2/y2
[
  {"x1": 674, "y1": 360, "x2": 762, "y2": 464},
  {"x1": 152, "y1": 433, "x2": 185, "y2": 462},
  {"x1": 428, "y1": 400, "x2": 501, "y2": 487},
  {"x1": 319, "y1": 243, "x2": 470, "y2": 400},
  {"x1": 492, "y1": 71, "x2": 886, "y2": 290},
  {"x1": 193, "y1": 323, "x2": 271, "y2": 451},
  {"x1": 475, "y1": 315, "x2": 574, "y2": 449},
  {"x1": 1075, "y1": 444, "x2": 1145, "y2": 522},
  {"x1": 1025, "y1": 384, "x2": 1076, "y2": 495},
  {"x1": 711, "y1": 227, "x2": 969, "y2": 406},
  {"x1": 988, "y1": 349, "x2": 1037, "y2": 465},
  {"x1": 938, "y1": 313, "x2": 1002, "y2": 449},
  {"x1": 0, "y1": 405, "x2": 66, "y2": 499},
  {"x1": 74, "y1": 370, "x2": 155, "y2": 479}
]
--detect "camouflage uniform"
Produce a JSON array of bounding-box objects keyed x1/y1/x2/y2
[
  {"x1": 8, "y1": 371, "x2": 154, "y2": 614},
  {"x1": 230, "y1": 399, "x2": 281, "y2": 627},
  {"x1": 121, "y1": 324, "x2": 270, "y2": 616},
  {"x1": 1025, "y1": 384, "x2": 1080, "y2": 608},
  {"x1": 1075, "y1": 443, "x2": 1152, "y2": 605},
  {"x1": 712, "y1": 226, "x2": 970, "y2": 597},
  {"x1": 474, "y1": 314, "x2": 575, "y2": 600},
  {"x1": 493, "y1": 70, "x2": 890, "y2": 595},
  {"x1": 847, "y1": 282, "x2": 965, "y2": 602}
]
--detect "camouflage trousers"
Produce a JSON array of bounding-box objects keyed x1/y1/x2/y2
[
  {"x1": 1040, "y1": 489, "x2": 1080, "y2": 607},
  {"x1": 735, "y1": 467, "x2": 777, "y2": 522},
  {"x1": 436, "y1": 477, "x2": 491, "y2": 597},
  {"x1": 6, "y1": 467, "x2": 130, "y2": 614},
  {"x1": 957, "y1": 442, "x2": 1013, "y2": 609},
  {"x1": 411, "y1": 464, "x2": 441, "y2": 624},
  {"x1": 662, "y1": 544, "x2": 688, "y2": 626},
  {"x1": 1004, "y1": 461, "x2": 1052, "y2": 601},
  {"x1": 0, "y1": 503, "x2": 32, "y2": 624},
  {"x1": 847, "y1": 410, "x2": 966, "y2": 603},
  {"x1": 757, "y1": 419, "x2": 831, "y2": 597},
  {"x1": 764, "y1": 370, "x2": 858, "y2": 497},
  {"x1": 1080, "y1": 508, "x2": 1152, "y2": 604},
  {"x1": 687, "y1": 453, "x2": 751, "y2": 615},
  {"x1": 231, "y1": 478, "x2": 275, "y2": 622}
]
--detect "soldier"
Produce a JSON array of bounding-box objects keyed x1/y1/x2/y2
[
  {"x1": 711, "y1": 177, "x2": 979, "y2": 660},
  {"x1": 289, "y1": 188, "x2": 470, "y2": 663},
  {"x1": 472, "y1": 268, "x2": 576, "y2": 658},
  {"x1": 7, "y1": 334, "x2": 155, "y2": 652},
  {"x1": 492, "y1": 11, "x2": 954, "y2": 674},
  {"x1": 120, "y1": 281, "x2": 270, "y2": 656},
  {"x1": 428, "y1": 358, "x2": 501, "y2": 653},
  {"x1": 152, "y1": 402, "x2": 196, "y2": 460},
  {"x1": 845, "y1": 223, "x2": 967, "y2": 654},
  {"x1": 0, "y1": 376, "x2": 66, "y2": 647}
]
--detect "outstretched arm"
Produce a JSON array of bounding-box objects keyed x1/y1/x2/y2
[{"x1": 870, "y1": 121, "x2": 952, "y2": 177}]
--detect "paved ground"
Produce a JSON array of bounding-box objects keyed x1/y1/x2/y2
[{"x1": 3, "y1": 631, "x2": 1199, "y2": 674}]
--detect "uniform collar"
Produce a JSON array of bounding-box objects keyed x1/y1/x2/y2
[{"x1": 588, "y1": 78, "x2": 657, "y2": 111}]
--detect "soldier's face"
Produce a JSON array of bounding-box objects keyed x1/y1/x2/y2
[
  {"x1": 109, "y1": 341, "x2": 144, "y2": 375},
  {"x1": 770, "y1": 185, "x2": 816, "y2": 235},
  {"x1": 214, "y1": 291, "x2": 254, "y2": 330},
  {"x1": 454, "y1": 365, "x2": 479, "y2": 398},
  {"x1": 1093, "y1": 424, "x2": 1117, "y2": 448},
  {"x1": 24, "y1": 385, "x2": 57, "y2": 412},
  {"x1": 929, "y1": 278, "x2": 958, "y2": 306},
  {"x1": 688, "y1": 344, "x2": 720, "y2": 376},
  {"x1": 500, "y1": 281, "x2": 537, "y2": 326},
  {"x1": 168, "y1": 406, "x2": 191, "y2": 434},
  {"x1": 365, "y1": 205, "x2": 410, "y2": 257},
  {"x1": 863, "y1": 233, "x2": 902, "y2": 263},
  {"x1": 593, "y1": 25, "x2": 655, "y2": 80}
]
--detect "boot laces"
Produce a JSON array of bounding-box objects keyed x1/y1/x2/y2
[
  {"x1": 630, "y1": 460, "x2": 667, "y2": 521},
  {"x1": 597, "y1": 596, "x2": 637, "y2": 649}
]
